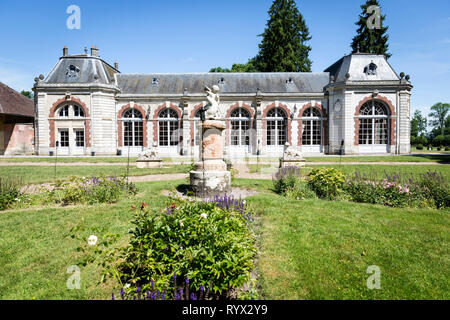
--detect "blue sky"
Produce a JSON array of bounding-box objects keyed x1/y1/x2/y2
[{"x1": 0, "y1": 0, "x2": 448, "y2": 117}]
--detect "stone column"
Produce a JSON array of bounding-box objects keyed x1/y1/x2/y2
[{"x1": 190, "y1": 120, "x2": 231, "y2": 197}]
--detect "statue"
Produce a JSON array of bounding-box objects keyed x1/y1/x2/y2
[
  {"x1": 138, "y1": 142, "x2": 160, "y2": 160},
  {"x1": 283, "y1": 142, "x2": 304, "y2": 160},
  {"x1": 203, "y1": 85, "x2": 222, "y2": 120}
]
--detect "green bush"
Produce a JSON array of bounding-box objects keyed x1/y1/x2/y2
[
  {"x1": 416, "y1": 144, "x2": 424, "y2": 150},
  {"x1": 0, "y1": 177, "x2": 23, "y2": 211},
  {"x1": 273, "y1": 166, "x2": 305, "y2": 195},
  {"x1": 109, "y1": 197, "x2": 257, "y2": 299},
  {"x1": 307, "y1": 168, "x2": 346, "y2": 200},
  {"x1": 285, "y1": 180, "x2": 317, "y2": 200},
  {"x1": 446, "y1": 146, "x2": 450, "y2": 151}
]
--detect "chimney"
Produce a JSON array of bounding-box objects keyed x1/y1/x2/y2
[
  {"x1": 91, "y1": 45, "x2": 99, "y2": 57},
  {"x1": 114, "y1": 61, "x2": 119, "y2": 70},
  {"x1": 63, "y1": 46, "x2": 68, "y2": 56}
]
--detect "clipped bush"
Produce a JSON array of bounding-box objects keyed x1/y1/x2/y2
[
  {"x1": 416, "y1": 144, "x2": 424, "y2": 150},
  {"x1": 307, "y1": 168, "x2": 345, "y2": 200},
  {"x1": 109, "y1": 197, "x2": 257, "y2": 300}
]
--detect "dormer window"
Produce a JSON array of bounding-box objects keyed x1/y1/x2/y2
[
  {"x1": 364, "y1": 62, "x2": 377, "y2": 76},
  {"x1": 218, "y1": 77, "x2": 225, "y2": 84},
  {"x1": 152, "y1": 78, "x2": 159, "y2": 85},
  {"x1": 286, "y1": 78, "x2": 293, "y2": 84},
  {"x1": 66, "y1": 65, "x2": 80, "y2": 79}
]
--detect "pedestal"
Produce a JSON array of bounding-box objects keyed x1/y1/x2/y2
[
  {"x1": 136, "y1": 159, "x2": 163, "y2": 168},
  {"x1": 279, "y1": 158, "x2": 306, "y2": 168},
  {"x1": 190, "y1": 120, "x2": 231, "y2": 197}
]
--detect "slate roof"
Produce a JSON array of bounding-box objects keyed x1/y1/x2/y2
[
  {"x1": 44, "y1": 55, "x2": 118, "y2": 85},
  {"x1": 0, "y1": 82, "x2": 34, "y2": 118},
  {"x1": 116, "y1": 72, "x2": 330, "y2": 95},
  {"x1": 324, "y1": 53, "x2": 400, "y2": 82}
]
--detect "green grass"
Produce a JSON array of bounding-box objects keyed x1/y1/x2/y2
[
  {"x1": 234, "y1": 179, "x2": 450, "y2": 300},
  {"x1": 1, "y1": 176, "x2": 448, "y2": 300},
  {"x1": 0, "y1": 180, "x2": 182, "y2": 300},
  {"x1": 0, "y1": 165, "x2": 190, "y2": 185},
  {"x1": 305, "y1": 154, "x2": 449, "y2": 163}
]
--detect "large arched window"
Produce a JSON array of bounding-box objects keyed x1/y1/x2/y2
[
  {"x1": 158, "y1": 109, "x2": 179, "y2": 146},
  {"x1": 266, "y1": 108, "x2": 287, "y2": 146},
  {"x1": 230, "y1": 108, "x2": 250, "y2": 147},
  {"x1": 302, "y1": 107, "x2": 322, "y2": 146},
  {"x1": 123, "y1": 109, "x2": 143, "y2": 147},
  {"x1": 358, "y1": 100, "x2": 389, "y2": 145}
]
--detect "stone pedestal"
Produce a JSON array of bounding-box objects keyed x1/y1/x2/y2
[
  {"x1": 190, "y1": 120, "x2": 231, "y2": 197},
  {"x1": 136, "y1": 159, "x2": 163, "y2": 169},
  {"x1": 279, "y1": 158, "x2": 306, "y2": 168}
]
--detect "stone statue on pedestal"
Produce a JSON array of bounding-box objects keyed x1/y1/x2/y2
[
  {"x1": 204, "y1": 85, "x2": 223, "y2": 120},
  {"x1": 190, "y1": 85, "x2": 231, "y2": 197},
  {"x1": 136, "y1": 142, "x2": 163, "y2": 168},
  {"x1": 283, "y1": 142, "x2": 304, "y2": 160}
]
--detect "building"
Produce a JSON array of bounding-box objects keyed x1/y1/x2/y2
[
  {"x1": 0, "y1": 82, "x2": 34, "y2": 155},
  {"x1": 33, "y1": 47, "x2": 412, "y2": 158}
]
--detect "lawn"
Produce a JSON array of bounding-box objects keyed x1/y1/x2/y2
[
  {"x1": 0, "y1": 165, "x2": 190, "y2": 185},
  {"x1": 0, "y1": 177, "x2": 448, "y2": 300}
]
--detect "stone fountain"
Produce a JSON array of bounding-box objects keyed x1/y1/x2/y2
[{"x1": 190, "y1": 85, "x2": 231, "y2": 197}]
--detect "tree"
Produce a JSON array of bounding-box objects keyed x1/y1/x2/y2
[
  {"x1": 21, "y1": 90, "x2": 33, "y2": 99},
  {"x1": 428, "y1": 103, "x2": 449, "y2": 137},
  {"x1": 410, "y1": 110, "x2": 427, "y2": 138},
  {"x1": 209, "y1": 0, "x2": 312, "y2": 73},
  {"x1": 255, "y1": 0, "x2": 312, "y2": 72},
  {"x1": 351, "y1": 0, "x2": 391, "y2": 58}
]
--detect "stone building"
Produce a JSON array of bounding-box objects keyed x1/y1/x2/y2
[
  {"x1": 0, "y1": 82, "x2": 34, "y2": 155},
  {"x1": 33, "y1": 47, "x2": 412, "y2": 158}
]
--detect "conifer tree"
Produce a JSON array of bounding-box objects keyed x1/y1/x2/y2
[
  {"x1": 351, "y1": 0, "x2": 391, "y2": 58},
  {"x1": 255, "y1": 0, "x2": 312, "y2": 72}
]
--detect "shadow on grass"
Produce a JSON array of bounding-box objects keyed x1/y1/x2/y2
[{"x1": 410, "y1": 154, "x2": 450, "y2": 164}]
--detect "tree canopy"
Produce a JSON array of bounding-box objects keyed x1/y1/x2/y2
[{"x1": 351, "y1": 0, "x2": 391, "y2": 58}]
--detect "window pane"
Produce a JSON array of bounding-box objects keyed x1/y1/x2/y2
[
  {"x1": 60, "y1": 130, "x2": 69, "y2": 147},
  {"x1": 75, "y1": 130, "x2": 85, "y2": 147}
]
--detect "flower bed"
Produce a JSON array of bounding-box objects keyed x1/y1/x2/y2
[{"x1": 107, "y1": 195, "x2": 257, "y2": 300}]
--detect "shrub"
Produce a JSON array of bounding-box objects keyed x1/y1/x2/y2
[
  {"x1": 446, "y1": 146, "x2": 450, "y2": 152},
  {"x1": 47, "y1": 176, "x2": 138, "y2": 206},
  {"x1": 307, "y1": 168, "x2": 346, "y2": 200},
  {"x1": 0, "y1": 177, "x2": 23, "y2": 211},
  {"x1": 273, "y1": 166, "x2": 305, "y2": 195},
  {"x1": 416, "y1": 171, "x2": 450, "y2": 209},
  {"x1": 108, "y1": 197, "x2": 257, "y2": 300},
  {"x1": 416, "y1": 144, "x2": 423, "y2": 150},
  {"x1": 285, "y1": 181, "x2": 317, "y2": 200}
]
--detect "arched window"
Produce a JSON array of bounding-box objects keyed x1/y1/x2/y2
[
  {"x1": 358, "y1": 100, "x2": 389, "y2": 145},
  {"x1": 58, "y1": 105, "x2": 69, "y2": 117},
  {"x1": 158, "y1": 108, "x2": 179, "y2": 146},
  {"x1": 266, "y1": 108, "x2": 287, "y2": 146},
  {"x1": 74, "y1": 105, "x2": 85, "y2": 117},
  {"x1": 123, "y1": 109, "x2": 143, "y2": 147},
  {"x1": 302, "y1": 107, "x2": 322, "y2": 146},
  {"x1": 230, "y1": 108, "x2": 250, "y2": 146}
]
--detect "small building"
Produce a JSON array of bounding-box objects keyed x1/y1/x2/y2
[
  {"x1": 0, "y1": 82, "x2": 35, "y2": 155},
  {"x1": 33, "y1": 47, "x2": 413, "y2": 157}
]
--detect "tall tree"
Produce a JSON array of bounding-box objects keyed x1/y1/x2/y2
[
  {"x1": 351, "y1": 0, "x2": 391, "y2": 58},
  {"x1": 255, "y1": 0, "x2": 312, "y2": 72},
  {"x1": 410, "y1": 110, "x2": 427, "y2": 138},
  {"x1": 428, "y1": 102, "x2": 450, "y2": 136},
  {"x1": 20, "y1": 90, "x2": 33, "y2": 99}
]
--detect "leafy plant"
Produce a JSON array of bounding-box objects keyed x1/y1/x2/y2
[
  {"x1": 307, "y1": 168, "x2": 346, "y2": 200},
  {"x1": 106, "y1": 197, "x2": 257, "y2": 300},
  {"x1": 0, "y1": 177, "x2": 23, "y2": 211}
]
